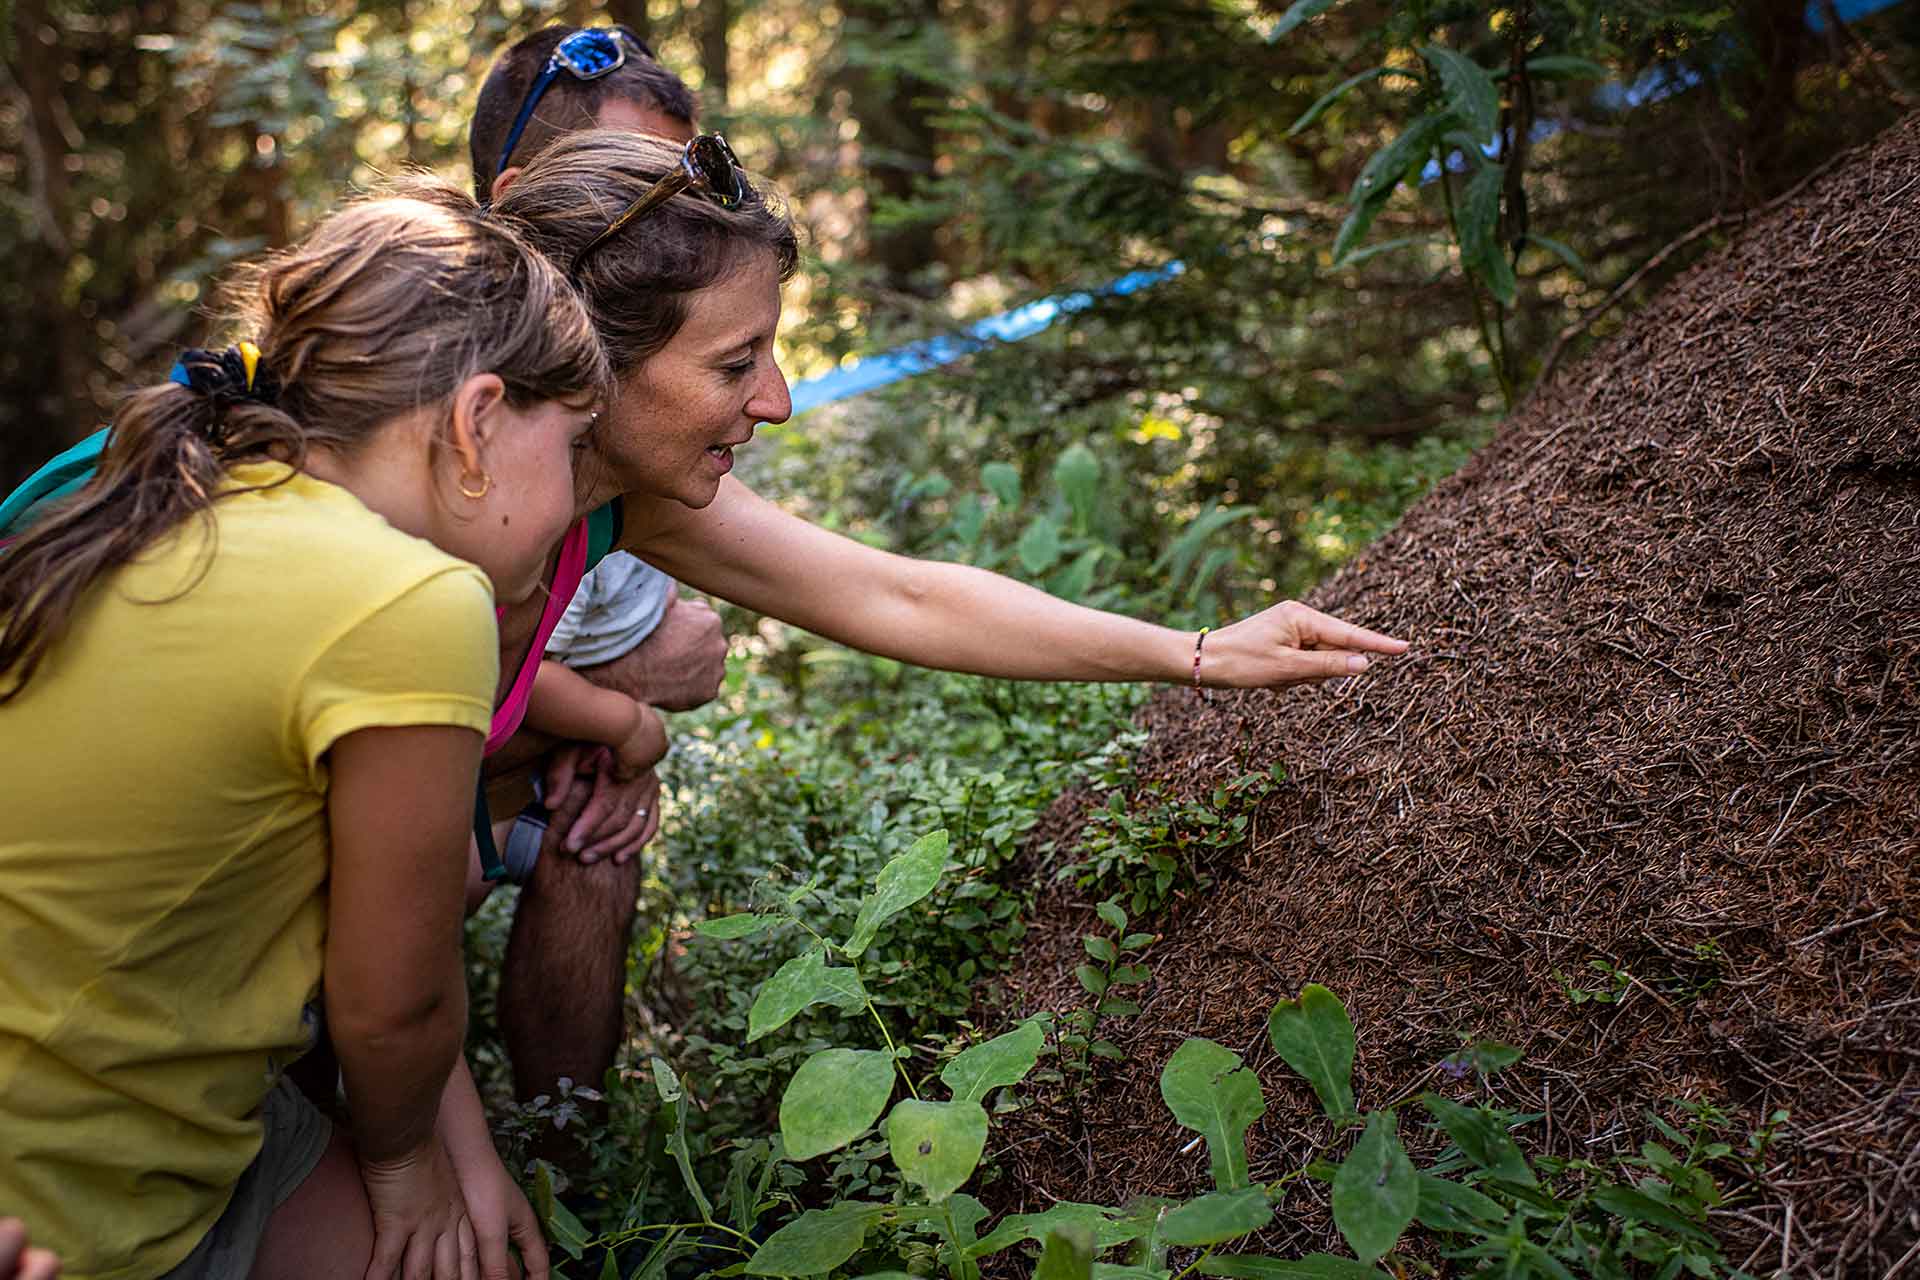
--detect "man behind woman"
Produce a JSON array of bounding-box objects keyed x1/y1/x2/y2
[{"x1": 0, "y1": 185, "x2": 589, "y2": 1278}]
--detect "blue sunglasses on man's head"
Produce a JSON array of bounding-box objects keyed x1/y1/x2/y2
[{"x1": 497, "y1": 26, "x2": 656, "y2": 179}]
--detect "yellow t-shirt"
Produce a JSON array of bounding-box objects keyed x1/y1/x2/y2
[{"x1": 0, "y1": 463, "x2": 497, "y2": 1280}]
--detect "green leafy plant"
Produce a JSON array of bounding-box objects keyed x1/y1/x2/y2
[{"x1": 1056, "y1": 896, "x2": 1155, "y2": 1070}]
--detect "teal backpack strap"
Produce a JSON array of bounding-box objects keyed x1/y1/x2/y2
[
  {"x1": 1, "y1": 428, "x2": 110, "y2": 538},
  {"x1": 582, "y1": 497, "x2": 624, "y2": 573}
]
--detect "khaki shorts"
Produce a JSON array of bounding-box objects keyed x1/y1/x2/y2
[{"x1": 160, "y1": 1078, "x2": 333, "y2": 1280}]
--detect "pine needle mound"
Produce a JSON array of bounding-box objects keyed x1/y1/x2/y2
[{"x1": 1001, "y1": 116, "x2": 1920, "y2": 1273}]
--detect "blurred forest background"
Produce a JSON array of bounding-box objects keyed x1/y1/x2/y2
[{"x1": 8, "y1": 0, "x2": 1919, "y2": 614}]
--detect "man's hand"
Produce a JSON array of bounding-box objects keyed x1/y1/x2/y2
[
  {"x1": 542, "y1": 749, "x2": 663, "y2": 865},
  {"x1": 576, "y1": 595, "x2": 725, "y2": 712}
]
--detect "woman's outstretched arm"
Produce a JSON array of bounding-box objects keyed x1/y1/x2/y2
[{"x1": 623, "y1": 477, "x2": 1407, "y2": 688}]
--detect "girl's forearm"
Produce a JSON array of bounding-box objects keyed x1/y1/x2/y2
[
  {"x1": 436, "y1": 1055, "x2": 494, "y2": 1168},
  {"x1": 524, "y1": 660, "x2": 641, "y2": 746}
]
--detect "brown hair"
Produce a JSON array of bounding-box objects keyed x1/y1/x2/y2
[
  {"x1": 0, "y1": 179, "x2": 611, "y2": 702},
  {"x1": 469, "y1": 24, "x2": 698, "y2": 202},
  {"x1": 490, "y1": 128, "x2": 800, "y2": 377}
]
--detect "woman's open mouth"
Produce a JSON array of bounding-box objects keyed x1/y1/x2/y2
[{"x1": 705, "y1": 444, "x2": 734, "y2": 474}]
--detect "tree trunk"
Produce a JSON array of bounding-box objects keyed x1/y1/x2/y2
[
  {"x1": 605, "y1": 0, "x2": 651, "y2": 47},
  {"x1": 841, "y1": 0, "x2": 945, "y2": 301},
  {"x1": 5, "y1": 0, "x2": 78, "y2": 469},
  {"x1": 1738, "y1": 0, "x2": 1811, "y2": 198},
  {"x1": 700, "y1": 0, "x2": 732, "y2": 107}
]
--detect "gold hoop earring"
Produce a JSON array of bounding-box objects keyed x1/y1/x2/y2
[{"x1": 459, "y1": 470, "x2": 492, "y2": 500}]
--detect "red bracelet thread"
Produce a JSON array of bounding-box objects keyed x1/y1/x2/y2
[{"x1": 1192, "y1": 626, "x2": 1212, "y2": 700}]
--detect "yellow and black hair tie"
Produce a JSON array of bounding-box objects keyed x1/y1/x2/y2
[{"x1": 166, "y1": 341, "x2": 280, "y2": 408}]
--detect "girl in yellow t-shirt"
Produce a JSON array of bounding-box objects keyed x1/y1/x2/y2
[{"x1": 0, "y1": 184, "x2": 608, "y2": 1280}]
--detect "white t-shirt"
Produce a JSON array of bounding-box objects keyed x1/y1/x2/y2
[{"x1": 544, "y1": 551, "x2": 676, "y2": 667}]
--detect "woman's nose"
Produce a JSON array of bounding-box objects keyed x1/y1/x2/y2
[{"x1": 752, "y1": 362, "x2": 792, "y2": 426}]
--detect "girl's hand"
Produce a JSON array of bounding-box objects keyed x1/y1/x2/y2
[
  {"x1": 0, "y1": 1218, "x2": 59, "y2": 1280},
  {"x1": 442, "y1": 1142, "x2": 549, "y2": 1280},
  {"x1": 1200, "y1": 601, "x2": 1408, "y2": 690},
  {"x1": 359, "y1": 1141, "x2": 478, "y2": 1280},
  {"x1": 610, "y1": 701, "x2": 667, "y2": 782}
]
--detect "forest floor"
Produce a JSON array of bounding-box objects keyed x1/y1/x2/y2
[{"x1": 996, "y1": 113, "x2": 1920, "y2": 1275}]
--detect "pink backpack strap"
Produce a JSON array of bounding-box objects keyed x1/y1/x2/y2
[{"x1": 485, "y1": 518, "x2": 591, "y2": 756}]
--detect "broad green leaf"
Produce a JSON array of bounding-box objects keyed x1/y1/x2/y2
[
  {"x1": 887, "y1": 1099, "x2": 989, "y2": 1202},
  {"x1": 944, "y1": 1195, "x2": 990, "y2": 1254},
  {"x1": 1266, "y1": 985, "x2": 1357, "y2": 1122},
  {"x1": 1288, "y1": 67, "x2": 1412, "y2": 137},
  {"x1": 941, "y1": 1020, "x2": 1045, "y2": 1103},
  {"x1": 1159, "y1": 1038, "x2": 1265, "y2": 1190},
  {"x1": 1339, "y1": 235, "x2": 1431, "y2": 266},
  {"x1": 1347, "y1": 110, "x2": 1451, "y2": 209},
  {"x1": 651, "y1": 1057, "x2": 715, "y2": 1222},
  {"x1": 1096, "y1": 900, "x2": 1128, "y2": 931},
  {"x1": 1160, "y1": 1188, "x2": 1275, "y2": 1246},
  {"x1": 744, "y1": 1203, "x2": 888, "y2": 1276},
  {"x1": 650, "y1": 1055, "x2": 685, "y2": 1103},
  {"x1": 981, "y1": 462, "x2": 1021, "y2": 509},
  {"x1": 1266, "y1": 0, "x2": 1337, "y2": 41},
  {"x1": 1412, "y1": 1173, "x2": 1505, "y2": 1230},
  {"x1": 949, "y1": 492, "x2": 986, "y2": 548},
  {"x1": 1421, "y1": 44, "x2": 1499, "y2": 139},
  {"x1": 1521, "y1": 54, "x2": 1608, "y2": 81},
  {"x1": 1035, "y1": 1227, "x2": 1096, "y2": 1280},
  {"x1": 1331, "y1": 1110, "x2": 1417, "y2": 1263},
  {"x1": 1524, "y1": 232, "x2": 1587, "y2": 277},
  {"x1": 1076, "y1": 964, "x2": 1109, "y2": 996},
  {"x1": 545, "y1": 1190, "x2": 590, "y2": 1261},
  {"x1": 1054, "y1": 444, "x2": 1100, "y2": 534},
  {"x1": 747, "y1": 947, "x2": 868, "y2": 1041},
  {"x1": 1457, "y1": 162, "x2": 1516, "y2": 306},
  {"x1": 1419, "y1": 1094, "x2": 1536, "y2": 1185},
  {"x1": 1049, "y1": 546, "x2": 1104, "y2": 603},
  {"x1": 1084, "y1": 935, "x2": 1118, "y2": 964},
  {"x1": 844, "y1": 830, "x2": 950, "y2": 957},
  {"x1": 1036, "y1": 1228, "x2": 1098, "y2": 1280},
  {"x1": 1332, "y1": 202, "x2": 1386, "y2": 266},
  {"x1": 966, "y1": 1203, "x2": 1145, "y2": 1260},
  {"x1": 1200, "y1": 1256, "x2": 1388, "y2": 1280},
  {"x1": 695, "y1": 914, "x2": 775, "y2": 940},
  {"x1": 1017, "y1": 513, "x2": 1065, "y2": 576},
  {"x1": 1152, "y1": 503, "x2": 1256, "y2": 585},
  {"x1": 781, "y1": 1048, "x2": 896, "y2": 1160},
  {"x1": 1589, "y1": 1185, "x2": 1716, "y2": 1244}
]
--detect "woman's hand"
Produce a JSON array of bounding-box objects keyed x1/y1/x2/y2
[
  {"x1": 1199, "y1": 601, "x2": 1408, "y2": 690},
  {"x1": 359, "y1": 1141, "x2": 478, "y2": 1280}
]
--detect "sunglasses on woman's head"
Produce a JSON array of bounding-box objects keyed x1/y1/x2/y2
[
  {"x1": 496, "y1": 26, "x2": 659, "y2": 180},
  {"x1": 569, "y1": 134, "x2": 753, "y2": 280}
]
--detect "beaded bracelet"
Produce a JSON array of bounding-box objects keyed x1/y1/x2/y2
[{"x1": 1192, "y1": 626, "x2": 1212, "y2": 700}]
